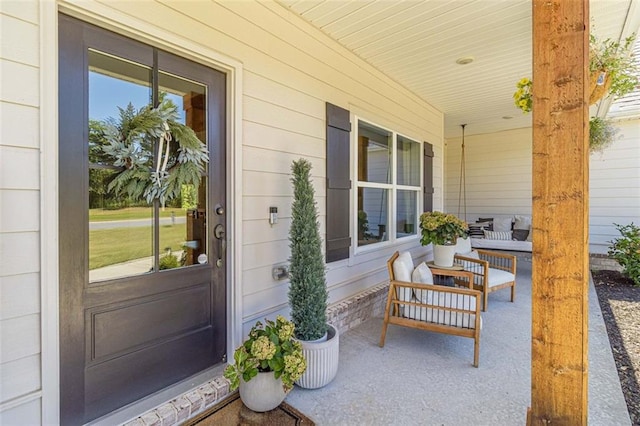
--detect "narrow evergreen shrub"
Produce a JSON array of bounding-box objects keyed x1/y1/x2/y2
[
  {"x1": 288, "y1": 159, "x2": 328, "y2": 340},
  {"x1": 608, "y1": 223, "x2": 640, "y2": 286}
]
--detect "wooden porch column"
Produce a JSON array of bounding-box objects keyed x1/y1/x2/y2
[{"x1": 529, "y1": 0, "x2": 589, "y2": 424}]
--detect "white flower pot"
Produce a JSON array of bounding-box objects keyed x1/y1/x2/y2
[
  {"x1": 433, "y1": 244, "x2": 456, "y2": 267},
  {"x1": 295, "y1": 323, "x2": 339, "y2": 389},
  {"x1": 239, "y1": 371, "x2": 287, "y2": 412}
]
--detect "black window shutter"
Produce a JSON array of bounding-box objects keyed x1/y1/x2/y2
[
  {"x1": 423, "y1": 142, "x2": 434, "y2": 212},
  {"x1": 326, "y1": 103, "x2": 351, "y2": 262}
]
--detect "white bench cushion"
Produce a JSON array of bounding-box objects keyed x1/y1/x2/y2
[
  {"x1": 405, "y1": 291, "x2": 479, "y2": 329},
  {"x1": 462, "y1": 263, "x2": 515, "y2": 288}
]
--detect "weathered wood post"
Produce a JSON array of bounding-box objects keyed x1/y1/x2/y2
[{"x1": 529, "y1": 0, "x2": 589, "y2": 424}]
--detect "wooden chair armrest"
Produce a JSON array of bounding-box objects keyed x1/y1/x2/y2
[
  {"x1": 390, "y1": 279, "x2": 480, "y2": 296},
  {"x1": 476, "y1": 249, "x2": 517, "y2": 260},
  {"x1": 475, "y1": 250, "x2": 517, "y2": 273},
  {"x1": 454, "y1": 254, "x2": 489, "y2": 266}
]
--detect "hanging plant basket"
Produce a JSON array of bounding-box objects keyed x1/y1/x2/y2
[
  {"x1": 95, "y1": 95, "x2": 209, "y2": 206},
  {"x1": 589, "y1": 69, "x2": 613, "y2": 105}
]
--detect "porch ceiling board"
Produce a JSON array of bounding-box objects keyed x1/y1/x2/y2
[{"x1": 277, "y1": 0, "x2": 639, "y2": 138}]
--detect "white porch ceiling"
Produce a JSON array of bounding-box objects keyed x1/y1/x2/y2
[{"x1": 276, "y1": 0, "x2": 640, "y2": 139}]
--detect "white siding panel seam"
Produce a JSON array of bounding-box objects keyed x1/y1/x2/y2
[
  {"x1": 244, "y1": 93, "x2": 322, "y2": 123},
  {"x1": 243, "y1": 117, "x2": 322, "y2": 140},
  {"x1": 0, "y1": 390, "x2": 43, "y2": 413},
  {"x1": 0, "y1": 60, "x2": 39, "y2": 106}
]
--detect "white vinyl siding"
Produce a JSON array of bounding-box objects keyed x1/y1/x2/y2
[
  {"x1": 444, "y1": 121, "x2": 640, "y2": 255},
  {"x1": 0, "y1": 1, "x2": 43, "y2": 422},
  {"x1": 444, "y1": 127, "x2": 533, "y2": 220},
  {"x1": 589, "y1": 118, "x2": 640, "y2": 254}
]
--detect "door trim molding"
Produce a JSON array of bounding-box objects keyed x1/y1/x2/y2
[
  {"x1": 41, "y1": 1, "x2": 61, "y2": 425},
  {"x1": 44, "y1": 3, "x2": 244, "y2": 423}
]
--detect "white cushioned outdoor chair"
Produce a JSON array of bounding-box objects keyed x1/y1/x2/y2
[
  {"x1": 454, "y1": 237, "x2": 517, "y2": 312},
  {"x1": 379, "y1": 251, "x2": 482, "y2": 367}
]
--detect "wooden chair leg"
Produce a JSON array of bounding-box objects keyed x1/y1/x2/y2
[
  {"x1": 473, "y1": 335, "x2": 480, "y2": 368},
  {"x1": 379, "y1": 285, "x2": 395, "y2": 347},
  {"x1": 482, "y1": 289, "x2": 489, "y2": 312},
  {"x1": 511, "y1": 282, "x2": 516, "y2": 302},
  {"x1": 379, "y1": 320, "x2": 389, "y2": 348}
]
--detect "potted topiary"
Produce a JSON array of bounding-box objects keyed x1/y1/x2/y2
[
  {"x1": 223, "y1": 316, "x2": 306, "y2": 412},
  {"x1": 419, "y1": 211, "x2": 468, "y2": 267},
  {"x1": 288, "y1": 158, "x2": 339, "y2": 389}
]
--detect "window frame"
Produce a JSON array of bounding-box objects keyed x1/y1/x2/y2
[{"x1": 351, "y1": 116, "x2": 423, "y2": 255}]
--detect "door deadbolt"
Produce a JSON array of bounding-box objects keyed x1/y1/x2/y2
[{"x1": 214, "y1": 224, "x2": 225, "y2": 239}]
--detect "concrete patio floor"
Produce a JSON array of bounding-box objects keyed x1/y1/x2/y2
[{"x1": 286, "y1": 259, "x2": 631, "y2": 425}]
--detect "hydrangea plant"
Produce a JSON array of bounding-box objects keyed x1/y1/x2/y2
[
  {"x1": 223, "y1": 316, "x2": 307, "y2": 393},
  {"x1": 419, "y1": 211, "x2": 468, "y2": 246}
]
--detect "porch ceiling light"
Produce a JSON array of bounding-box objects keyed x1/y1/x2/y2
[{"x1": 455, "y1": 56, "x2": 474, "y2": 65}]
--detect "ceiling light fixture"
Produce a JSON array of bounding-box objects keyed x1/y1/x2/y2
[
  {"x1": 502, "y1": 116, "x2": 513, "y2": 120},
  {"x1": 455, "y1": 56, "x2": 474, "y2": 65}
]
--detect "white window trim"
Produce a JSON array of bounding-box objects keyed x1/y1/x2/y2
[{"x1": 351, "y1": 116, "x2": 423, "y2": 257}]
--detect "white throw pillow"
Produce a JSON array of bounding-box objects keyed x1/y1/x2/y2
[
  {"x1": 392, "y1": 251, "x2": 415, "y2": 303},
  {"x1": 514, "y1": 215, "x2": 532, "y2": 230},
  {"x1": 455, "y1": 236, "x2": 472, "y2": 254},
  {"x1": 392, "y1": 251, "x2": 414, "y2": 282},
  {"x1": 411, "y1": 262, "x2": 434, "y2": 285},
  {"x1": 483, "y1": 230, "x2": 513, "y2": 240},
  {"x1": 526, "y1": 225, "x2": 533, "y2": 242},
  {"x1": 493, "y1": 217, "x2": 513, "y2": 232},
  {"x1": 466, "y1": 250, "x2": 480, "y2": 259}
]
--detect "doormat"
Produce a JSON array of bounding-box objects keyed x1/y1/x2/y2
[{"x1": 183, "y1": 392, "x2": 315, "y2": 425}]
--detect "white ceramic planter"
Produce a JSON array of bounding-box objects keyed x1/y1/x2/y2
[
  {"x1": 239, "y1": 371, "x2": 287, "y2": 412},
  {"x1": 295, "y1": 323, "x2": 339, "y2": 389},
  {"x1": 433, "y1": 244, "x2": 456, "y2": 267}
]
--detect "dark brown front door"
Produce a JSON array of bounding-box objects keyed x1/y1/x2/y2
[{"x1": 59, "y1": 15, "x2": 227, "y2": 425}]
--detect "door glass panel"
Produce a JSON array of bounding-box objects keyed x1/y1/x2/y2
[
  {"x1": 88, "y1": 50, "x2": 153, "y2": 282},
  {"x1": 157, "y1": 71, "x2": 208, "y2": 268},
  {"x1": 396, "y1": 190, "x2": 418, "y2": 238},
  {"x1": 397, "y1": 136, "x2": 420, "y2": 186},
  {"x1": 357, "y1": 188, "x2": 389, "y2": 246}
]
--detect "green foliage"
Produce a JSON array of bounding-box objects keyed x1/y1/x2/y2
[
  {"x1": 357, "y1": 210, "x2": 373, "y2": 240},
  {"x1": 288, "y1": 159, "x2": 328, "y2": 341},
  {"x1": 608, "y1": 223, "x2": 640, "y2": 287},
  {"x1": 419, "y1": 211, "x2": 468, "y2": 246},
  {"x1": 159, "y1": 248, "x2": 180, "y2": 270},
  {"x1": 590, "y1": 33, "x2": 639, "y2": 99},
  {"x1": 589, "y1": 117, "x2": 621, "y2": 153},
  {"x1": 180, "y1": 184, "x2": 198, "y2": 210},
  {"x1": 223, "y1": 316, "x2": 306, "y2": 393},
  {"x1": 97, "y1": 93, "x2": 208, "y2": 206}
]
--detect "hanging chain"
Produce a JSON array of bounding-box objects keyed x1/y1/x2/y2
[{"x1": 457, "y1": 124, "x2": 467, "y2": 221}]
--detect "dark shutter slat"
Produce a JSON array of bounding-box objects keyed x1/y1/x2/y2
[
  {"x1": 423, "y1": 142, "x2": 434, "y2": 212},
  {"x1": 326, "y1": 103, "x2": 351, "y2": 262}
]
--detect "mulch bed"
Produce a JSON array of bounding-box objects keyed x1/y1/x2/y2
[{"x1": 592, "y1": 269, "x2": 640, "y2": 425}]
